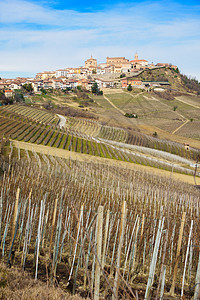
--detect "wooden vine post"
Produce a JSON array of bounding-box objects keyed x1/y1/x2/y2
[
  {"x1": 102, "y1": 209, "x2": 110, "y2": 269},
  {"x1": 170, "y1": 211, "x2": 186, "y2": 296},
  {"x1": 94, "y1": 205, "x2": 103, "y2": 300},
  {"x1": 145, "y1": 217, "x2": 164, "y2": 299},
  {"x1": 194, "y1": 250, "x2": 200, "y2": 300},
  {"x1": 49, "y1": 197, "x2": 58, "y2": 255},
  {"x1": 112, "y1": 200, "x2": 127, "y2": 300},
  {"x1": 11, "y1": 188, "x2": 20, "y2": 245}
]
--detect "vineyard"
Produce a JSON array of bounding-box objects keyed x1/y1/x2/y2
[
  {"x1": 0, "y1": 105, "x2": 199, "y2": 176},
  {"x1": 0, "y1": 106, "x2": 136, "y2": 165},
  {"x1": 0, "y1": 143, "x2": 200, "y2": 299},
  {"x1": 4, "y1": 104, "x2": 59, "y2": 125}
]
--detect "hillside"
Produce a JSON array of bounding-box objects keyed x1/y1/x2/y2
[
  {"x1": 131, "y1": 67, "x2": 200, "y2": 94},
  {"x1": 0, "y1": 140, "x2": 200, "y2": 299},
  {"x1": 0, "y1": 70, "x2": 200, "y2": 299}
]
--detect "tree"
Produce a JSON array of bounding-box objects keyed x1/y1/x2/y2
[
  {"x1": 91, "y1": 82, "x2": 103, "y2": 95},
  {"x1": 23, "y1": 83, "x2": 33, "y2": 92},
  {"x1": 91, "y1": 82, "x2": 99, "y2": 94},
  {"x1": 127, "y1": 84, "x2": 132, "y2": 91},
  {"x1": 14, "y1": 92, "x2": 24, "y2": 103},
  {"x1": 153, "y1": 131, "x2": 158, "y2": 137},
  {"x1": 40, "y1": 88, "x2": 47, "y2": 95}
]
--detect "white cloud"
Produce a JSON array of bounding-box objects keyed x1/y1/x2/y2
[{"x1": 0, "y1": 0, "x2": 199, "y2": 80}]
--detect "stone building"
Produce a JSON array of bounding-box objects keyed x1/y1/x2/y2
[
  {"x1": 85, "y1": 56, "x2": 97, "y2": 71},
  {"x1": 130, "y1": 52, "x2": 148, "y2": 69},
  {"x1": 106, "y1": 57, "x2": 129, "y2": 67}
]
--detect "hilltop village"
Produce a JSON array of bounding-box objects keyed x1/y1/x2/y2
[{"x1": 0, "y1": 53, "x2": 178, "y2": 96}]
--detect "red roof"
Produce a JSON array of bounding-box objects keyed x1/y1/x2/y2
[
  {"x1": 5, "y1": 90, "x2": 13, "y2": 92},
  {"x1": 130, "y1": 59, "x2": 148, "y2": 63}
]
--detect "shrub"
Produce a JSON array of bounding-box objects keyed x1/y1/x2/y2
[
  {"x1": 127, "y1": 84, "x2": 132, "y2": 92},
  {"x1": 153, "y1": 131, "x2": 158, "y2": 137},
  {"x1": 124, "y1": 113, "x2": 137, "y2": 118}
]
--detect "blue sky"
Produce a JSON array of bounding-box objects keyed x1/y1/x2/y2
[{"x1": 0, "y1": 0, "x2": 200, "y2": 79}]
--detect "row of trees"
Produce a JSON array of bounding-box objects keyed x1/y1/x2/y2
[{"x1": 181, "y1": 74, "x2": 200, "y2": 95}]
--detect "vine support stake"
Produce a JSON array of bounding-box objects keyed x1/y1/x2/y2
[
  {"x1": 94, "y1": 205, "x2": 103, "y2": 300},
  {"x1": 112, "y1": 200, "x2": 127, "y2": 300},
  {"x1": 170, "y1": 211, "x2": 186, "y2": 296}
]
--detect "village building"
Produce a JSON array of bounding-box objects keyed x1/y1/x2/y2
[
  {"x1": 96, "y1": 67, "x2": 106, "y2": 75},
  {"x1": 95, "y1": 78, "x2": 115, "y2": 89},
  {"x1": 156, "y1": 63, "x2": 178, "y2": 69},
  {"x1": 121, "y1": 78, "x2": 143, "y2": 88},
  {"x1": 4, "y1": 90, "x2": 14, "y2": 98},
  {"x1": 106, "y1": 57, "x2": 129, "y2": 67},
  {"x1": 0, "y1": 82, "x2": 10, "y2": 89},
  {"x1": 98, "y1": 63, "x2": 107, "y2": 69},
  {"x1": 130, "y1": 52, "x2": 148, "y2": 70},
  {"x1": 36, "y1": 71, "x2": 56, "y2": 80},
  {"x1": 78, "y1": 79, "x2": 94, "y2": 90},
  {"x1": 85, "y1": 56, "x2": 97, "y2": 72},
  {"x1": 31, "y1": 80, "x2": 43, "y2": 93},
  {"x1": 56, "y1": 69, "x2": 69, "y2": 78},
  {"x1": 66, "y1": 79, "x2": 78, "y2": 89},
  {"x1": 10, "y1": 82, "x2": 22, "y2": 90}
]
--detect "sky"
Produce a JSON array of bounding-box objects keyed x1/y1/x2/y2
[{"x1": 0, "y1": 0, "x2": 200, "y2": 79}]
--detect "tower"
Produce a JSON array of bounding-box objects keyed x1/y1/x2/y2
[{"x1": 134, "y1": 52, "x2": 138, "y2": 60}]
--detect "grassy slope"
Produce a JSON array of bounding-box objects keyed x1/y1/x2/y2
[
  {"x1": 133, "y1": 67, "x2": 184, "y2": 90},
  {"x1": 0, "y1": 263, "x2": 86, "y2": 300}
]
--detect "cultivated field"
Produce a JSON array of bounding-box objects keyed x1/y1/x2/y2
[
  {"x1": 0, "y1": 143, "x2": 200, "y2": 299},
  {"x1": 0, "y1": 88, "x2": 200, "y2": 299}
]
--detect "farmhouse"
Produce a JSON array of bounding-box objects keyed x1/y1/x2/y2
[
  {"x1": 95, "y1": 78, "x2": 115, "y2": 89},
  {"x1": 4, "y1": 90, "x2": 14, "y2": 98},
  {"x1": 121, "y1": 78, "x2": 143, "y2": 88}
]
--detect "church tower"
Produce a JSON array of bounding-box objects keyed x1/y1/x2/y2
[{"x1": 134, "y1": 52, "x2": 138, "y2": 60}]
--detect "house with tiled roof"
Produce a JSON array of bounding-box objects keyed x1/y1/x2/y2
[
  {"x1": 4, "y1": 90, "x2": 14, "y2": 98},
  {"x1": 130, "y1": 52, "x2": 148, "y2": 69}
]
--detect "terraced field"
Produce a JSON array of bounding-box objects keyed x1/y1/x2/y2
[
  {"x1": 0, "y1": 104, "x2": 199, "y2": 174},
  {"x1": 0, "y1": 106, "x2": 134, "y2": 164},
  {"x1": 3, "y1": 104, "x2": 59, "y2": 125}
]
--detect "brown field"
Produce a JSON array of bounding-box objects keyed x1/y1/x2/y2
[
  {"x1": 143, "y1": 119, "x2": 183, "y2": 133},
  {"x1": 12, "y1": 140, "x2": 200, "y2": 185},
  {"x1": 175, "y1": 120, "x2": 200, "y2": 139}
]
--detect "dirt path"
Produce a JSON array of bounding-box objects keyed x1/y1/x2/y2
[
  {"x1": 175, "y1": 96, "x2": 200, "y2": 109},
  {"x1": 103, "y1": 94, "x2": 126, "y2": 115},
  {"x1": 12, "y1": 140, "x2": 200, "y2": 186},
  {"x1": 150, "y1": 96, "x2": 188, "y2": 121},
  {"x1": 103, "y1": 91, "x2": 144, "y2": 116},
  {"x1": 56, "y1": 114, "x2": 66, "y2": 128},
  {"x1": 172, "y1": 119, "x2": 190, "y2": 134}
]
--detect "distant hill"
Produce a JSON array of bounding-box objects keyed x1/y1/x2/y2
[{"x1": 132, "y1": 67, "x2": 200, "y2": 94}]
